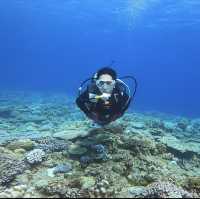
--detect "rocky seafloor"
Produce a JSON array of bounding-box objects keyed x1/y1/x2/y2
[{"x1": 0, "y1": 91, "x2": 200, "y2": 198}]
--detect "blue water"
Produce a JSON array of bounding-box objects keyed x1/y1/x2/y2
[{"x1": 0, "y1": 0, "x2": 200, "y2": 118}]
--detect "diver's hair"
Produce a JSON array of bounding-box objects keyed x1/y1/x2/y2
[{"x1": 96, "y1": 67, "x2": 117, "y2": 80}]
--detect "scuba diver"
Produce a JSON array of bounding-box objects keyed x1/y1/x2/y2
[{"x1": 76, "y1": 64, "x2": 138, "y2": 126}]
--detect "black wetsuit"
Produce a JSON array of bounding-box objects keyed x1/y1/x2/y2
[{"x1": 76, "y1": 81, "x2": 131, "y2": 125}]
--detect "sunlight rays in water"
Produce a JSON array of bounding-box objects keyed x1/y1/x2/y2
[
  {"x1": 12, "y1": 0, "x2": 200, "y2": 30},
  {"x1": 122, "y1": 0, "x2": 161, "y2": 30}
]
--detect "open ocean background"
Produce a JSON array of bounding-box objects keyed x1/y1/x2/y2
[{"x1": 0, "y1": 0, "x2": 200, "y2": 118}]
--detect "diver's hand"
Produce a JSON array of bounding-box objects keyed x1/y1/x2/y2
[{"x1": 89, "y1": 93, "x2": 111, "y2": 102}]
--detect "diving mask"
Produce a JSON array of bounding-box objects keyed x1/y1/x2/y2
[{"x1": 96, "y1": 79, "x2": 116, "y2": 93}]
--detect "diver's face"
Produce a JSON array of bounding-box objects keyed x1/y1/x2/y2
[{"x1": 96, "y1": 74, "x2": 116, "y2": 94}]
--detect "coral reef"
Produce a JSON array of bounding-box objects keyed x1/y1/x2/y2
[
  {"x1": 0, "y1": 91, "x2": 200, "y2": 198},
  {"x1": 118, "y1": 181, "x2": 193, "y2": 198},
  {"x1": 33, "y1": 137, "x2": 69, "y2": 153},
  {"x1": 142, "y1": 181, "x2": 193, "y2": 198},
  {"x1": 0, "y1": 153, "x2": 28, "y2": 185},
  {"x1": 80, "y1": 155, "x2": 94, "y2": 167},
  {"x1": 25, "y1": 149, "x2": 46, "y2": 165},
  {"x1": 6, "y1": 139, "x2": 35, "y2": 151},
  {"x1": 53, "y1": 163, "x2": 72, "y2": 174},
  {"x1": 183, "y1": 177, "x2": 200, "y2": 197}
]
